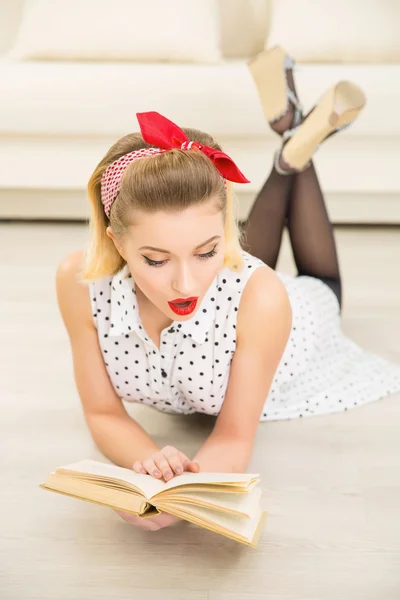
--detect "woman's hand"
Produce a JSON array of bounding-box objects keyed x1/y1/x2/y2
[
  {"x1": 113, "y1": 447, "x2": 200, "y2": 530},
  {"x1": 133, "y1": 446, "x2": 200, "y2": 482},
  {"x1": 114, "y1": 510, "x2": 182, "y2": 530}
]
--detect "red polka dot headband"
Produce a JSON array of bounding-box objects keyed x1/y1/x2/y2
[{"x1": 100, "y1": 111, "x2": 250, "y2": 218}]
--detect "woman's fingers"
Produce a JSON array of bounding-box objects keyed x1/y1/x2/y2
[
  {"x1": 134, "y1": 447, "x2": 201, "y2": 481},
  {"x1": 114, "y1": 510, "x2": 162, "y2": 530},
  {"x1": 186, "y1": 461, "x2": 201, "y2": 472},
  {"x1": 162, "y1": 447, "x2": 186, "y2": 475},
  {"x1": 153, "y1": 453, "x2": 174, "y2": 481},
  {"x1": 161, "y1": 447, "x2": 200, "y2": 480},
  {"x1": 132, "y1": 461, "x2": 147, "y2": 475},
  {"x1": 142, "y1": 458, "x2": 162, "y2": 479},
  {"x1": 178, "y1": 451, "x2": 200, "y2": 473},
  {"x1": 114, "y1": 510, "x2": 182, "y2": 530}
]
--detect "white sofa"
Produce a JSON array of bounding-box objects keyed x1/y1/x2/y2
[{"x1": 1, "y1": 0, "x2": 400, "y2": 223}]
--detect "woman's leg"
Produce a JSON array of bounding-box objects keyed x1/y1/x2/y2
[
  {"x1": 287, "y1": 161, "x2": 342, "y2": 309},
  {"x1": 241, "y1": 160, "x2": 342, "y2": 310},
  {"x1": 241, "y1": 165, "x2": 295, "y2": 270},
  {"x1": 244, "y1": 47, "x2": 342, "y2": 309},
  {"x1": 241, "y1": 51, "x2": 299, "y2": 269}
]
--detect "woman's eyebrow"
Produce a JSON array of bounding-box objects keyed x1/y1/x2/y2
[{"x1": 139, "y1": 235, "x2": 221, "y2": 253}]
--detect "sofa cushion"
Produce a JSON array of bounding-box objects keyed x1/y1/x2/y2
[
  {"x1": 268, "y1": 0, "x2": 400, "y2": 62},
  {"x1": 8, "y1": 0, "x2": 221, "y2": 64},
  {"x1": 219, "y1": 0, "x2": 271, "y2": 59},
  {"x1": 1, "y1": 59, "x2": 400, "y2": 137},
  {"x1": 1, "y1": 0, "x2": 272, "y2": 61}
]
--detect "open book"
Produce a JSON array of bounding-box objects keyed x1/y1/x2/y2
[{"x1": 40, "y1": 459, "x2": 267, "y2": 547}]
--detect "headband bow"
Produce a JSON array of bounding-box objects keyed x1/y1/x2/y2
[
  {"x1": 137, "y1": 111, "x2": 250, "y2": 183},
  {"x1": 101, "y1": 111, "x2": 250, "y2": 217}
]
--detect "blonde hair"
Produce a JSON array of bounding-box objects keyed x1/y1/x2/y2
[{"x1": 82, "y1": 128, "x2": 246, "y2": 281}]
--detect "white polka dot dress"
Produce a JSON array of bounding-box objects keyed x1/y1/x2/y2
[{"x1": 89, "y1": 250, "x2": 400, "y2": 421}]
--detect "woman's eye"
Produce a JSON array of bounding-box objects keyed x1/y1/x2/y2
[
  {"x1": 143, "y1": 257, "x2": 167, "y2": 268},
  {"x1": 197, "y1": 246, "x2": 218, "y2": 260},
  {"x1": 142, "y1": 245, "x2": 218, "y2": 268}
]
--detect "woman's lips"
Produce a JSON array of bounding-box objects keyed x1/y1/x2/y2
[{"x1": 168, "y1": 297, "x2": 198, "y2": 315}]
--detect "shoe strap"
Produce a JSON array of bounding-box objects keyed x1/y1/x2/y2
[
  {"x1": 282, "y1": 123, "x2": 299, "y2": 142},
  {"x1": 283, "y1": 55, "x2": 295, "y2": 70},
  {"x1": 269, "y1": 58, "x2": 304, "y2": 127},
  {"x1": 285, "y1": 56, "x2": 303, "y2": 119},
  {"x1": 274, "y1": 149, "x2": 311, "y2": 176},
  {"x1": 274, "y1": 150, "x2": 291, "y2": 175}
]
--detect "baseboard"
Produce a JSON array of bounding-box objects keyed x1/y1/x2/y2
[{"x1": 1, "y1": 188, "x2": 400, "y2": 224}]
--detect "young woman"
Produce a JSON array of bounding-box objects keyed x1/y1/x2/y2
[{"x1": 56, "y1": 46, "x2": 400, "y2": 530}]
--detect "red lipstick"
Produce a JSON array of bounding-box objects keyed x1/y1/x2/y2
[{"x1": 168, "y1": 297, "x2": 198, "y2": 316}]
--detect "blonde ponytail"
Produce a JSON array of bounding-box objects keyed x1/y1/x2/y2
[
  {"x1": 222, "y1": 181, "x2": 245, "y2": 272},
  {"x1": 80, "y1": 164, "x2": 126, "y2": 282}
]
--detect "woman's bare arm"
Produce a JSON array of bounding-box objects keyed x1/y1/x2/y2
[
  {"x1": 56, "y1": 250, "x2": 160, "y2": 469},
  {"x1": 192, "y1": 266, "x2": 293, "y2": 472}
]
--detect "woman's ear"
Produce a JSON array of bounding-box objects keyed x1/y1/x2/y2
[{"x1": 106, "y1": 227, "x2": 126, "y2": 260}]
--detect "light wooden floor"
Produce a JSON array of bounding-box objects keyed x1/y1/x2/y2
[{"x1": 1, "y1": 222, "x2": 400, "y2": 600}]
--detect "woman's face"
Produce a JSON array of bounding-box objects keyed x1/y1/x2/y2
[{"x1": 107, "y1": 198, "x2": 226, "y2": 322}]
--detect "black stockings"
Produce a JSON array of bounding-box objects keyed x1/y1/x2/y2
[{"x1": 242, "y1": 160, "x2": 342, "y2": 309}]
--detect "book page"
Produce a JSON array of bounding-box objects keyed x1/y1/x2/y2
[
  {"x1": 57, "y1": 459, "x2": 165, "y2": 499},
  {"x1": 158, "y1": 499, "x2": 265, "y2": 543},
  {"x1": 154, "y1": 479, "x2": 260, "y2": 497},
  {"x1": 42, "y1": 475, "x2": 149, "y2": 515},
  {"x1": 159, "y1": 486, "x2": 262, "y2": 517},
  {"x1": 150, "y1": 471, "x2": 260, "y2": 499},
  {"x1": 56, "y1": 459, "x2": 260, "y2": 501}
]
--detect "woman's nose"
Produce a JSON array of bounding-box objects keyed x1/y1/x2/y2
[{"x1": 172, "y1": 265, "x2": 196, "y2": 295}]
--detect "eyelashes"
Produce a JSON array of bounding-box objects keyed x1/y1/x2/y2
[{"x1": 142, "y1": 245, "x2": 219, "y2": 268}]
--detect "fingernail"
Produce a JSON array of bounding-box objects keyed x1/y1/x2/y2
[
  {"x1": 164, "y1": 471, "x2": 173, "y2": 479},
  {"x1": 140, "y1": 468, "x2": 147, "y2": 474},
  {"x1": 175, "y1": 467, "x2": 182, "y2": 474},
  {"x1": 153, "y1": 470, "x2": 161, "y2": 477}
]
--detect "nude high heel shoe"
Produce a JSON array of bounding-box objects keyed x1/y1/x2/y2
[
  {"x1": 276, "y1": 81, "x2": 366, "y2": 174},
  {"x1": 247, "y1": 45, "x2": 303, "y2": 133}
]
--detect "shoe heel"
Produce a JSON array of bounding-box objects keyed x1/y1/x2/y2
[
  {"x1": 247, "y1": 45, "x2": 291, "y2": 122},
  {"x1": 331, "y1": 81, "x2": 366, "y2": 128},
  {"x1": 282, "y1": 81, "x2": 366, "y2": 171}
]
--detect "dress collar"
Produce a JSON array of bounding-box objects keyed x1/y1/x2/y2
[{"x1": 107, "y1": 264, "x2": 218, "y2": 345}]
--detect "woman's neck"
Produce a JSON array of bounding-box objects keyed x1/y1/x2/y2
[{"x1": 135, "y1": 286, "x2": 174, "y2": 332}]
